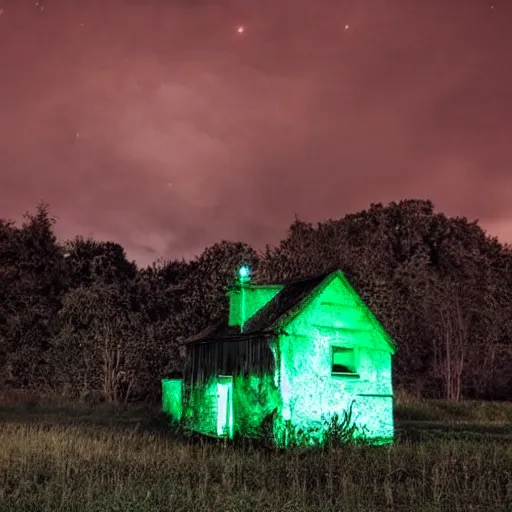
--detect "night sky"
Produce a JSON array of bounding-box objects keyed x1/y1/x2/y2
[{"x1": 1, "y1": 0, "x2": 511, "y2": 265}]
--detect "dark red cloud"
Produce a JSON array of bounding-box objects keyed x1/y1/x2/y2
[{"x1": 1, "y1": 0, "x2": 511, "y2": 265}]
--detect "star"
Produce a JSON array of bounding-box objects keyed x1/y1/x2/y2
[
  {"x1": 344, "y1": 24, "x2": 350, "y2": 31},
  {"x1": 236, "y1": 25, "x2": 245, "y2": 34}
]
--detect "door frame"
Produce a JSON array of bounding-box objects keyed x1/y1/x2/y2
[{"x1": 216, "y1": 375, "x2": 234, "y2": 438}]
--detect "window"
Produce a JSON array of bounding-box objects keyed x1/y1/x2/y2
[{"x1": 331, "y1": 346, "x2": 358, "y2": 376}]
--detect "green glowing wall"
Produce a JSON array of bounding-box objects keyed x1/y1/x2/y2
[
  {"x1": 161, "y1": 378, "x2": 183, "y2": 422},
  {"x1": 275, "y1": 275, "x2": 395, "y2": 444},
  {"x1": 184, "y1": 378, "x2": 219, "y2": 436},
  {"x1": 231, "y1": 373, "x2": 280, "y2": 437},
  {"x1": 183, "y1": 373, "x2": 280, "y2": 438},
  {"x1": 228, "y1": 285, "x2": 282, "y2": 327}
]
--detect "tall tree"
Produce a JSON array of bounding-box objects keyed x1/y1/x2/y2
[
  {"x1": 56, "y1": 282, "x2": 141, "y2": 403},
  {"x1": 1, "y1": 204, "x2": 65, "y2": 389}
]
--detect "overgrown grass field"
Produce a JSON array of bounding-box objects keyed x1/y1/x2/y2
[{"x1": 0, "y1": 396, "x2": 511, "y2": 511}]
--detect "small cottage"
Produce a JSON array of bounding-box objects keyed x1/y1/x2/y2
[{"x1": 162, "y1": 268, "x2": 396, "y2": 445}]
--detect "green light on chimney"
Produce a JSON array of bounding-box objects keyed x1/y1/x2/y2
[{"x1": 239, "y1": 266, "x2": 250, "y2": 281}]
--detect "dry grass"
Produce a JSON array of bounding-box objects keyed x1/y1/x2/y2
[{"x1": 0, "y1": 398, "x2": 511, "y2": 511}]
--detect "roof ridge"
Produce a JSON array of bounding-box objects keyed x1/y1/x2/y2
[{"x1": 183, "y1": 268, "x2": 374, "y2": 345}]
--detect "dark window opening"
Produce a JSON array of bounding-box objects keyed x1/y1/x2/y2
[{"x1": 331, "y1": 346, "x2": 358, "y2": 376}]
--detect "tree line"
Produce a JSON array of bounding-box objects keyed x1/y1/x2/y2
[{"x1": 0, "y1": 199, "x2": 511, "y2": 403}]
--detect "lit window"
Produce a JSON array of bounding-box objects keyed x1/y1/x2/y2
[{"x1": 331, "y1": 346, "x2": 358, "y2": 376}]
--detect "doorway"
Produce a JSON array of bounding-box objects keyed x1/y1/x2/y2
[{"x1": 216, "y1": 376, "x2": 234, "y2": 438}]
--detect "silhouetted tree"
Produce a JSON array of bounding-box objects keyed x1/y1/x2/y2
[
  {"x1": 0, "y1": 204, "x2": 65, "y2": 390},
  {"x1": 258, "y1": 199, "x2": 512, "y2": 400},
  {"x1": 56, "y1": 282, "x2": 142, "y2": 403},
  {"x1": 1, "y1": 200, "x2": 510, "y2": 402},
  {"x1": 62, "y1": 237, "x2": 137, "y2": 288}
]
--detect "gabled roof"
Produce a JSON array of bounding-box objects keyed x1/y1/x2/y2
[
  {"x1": 183, "y1": 320, "x2": 240, "y2": 344},
  {"x1": 184, "y1": 269, "x2": 395, "y2": 353},
  {"x1": 242, "y1": 272, "x2": 329, "y2": 333},
  {"x1": 185, "y1": 271, "x2": 334, "y2": 344}
]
